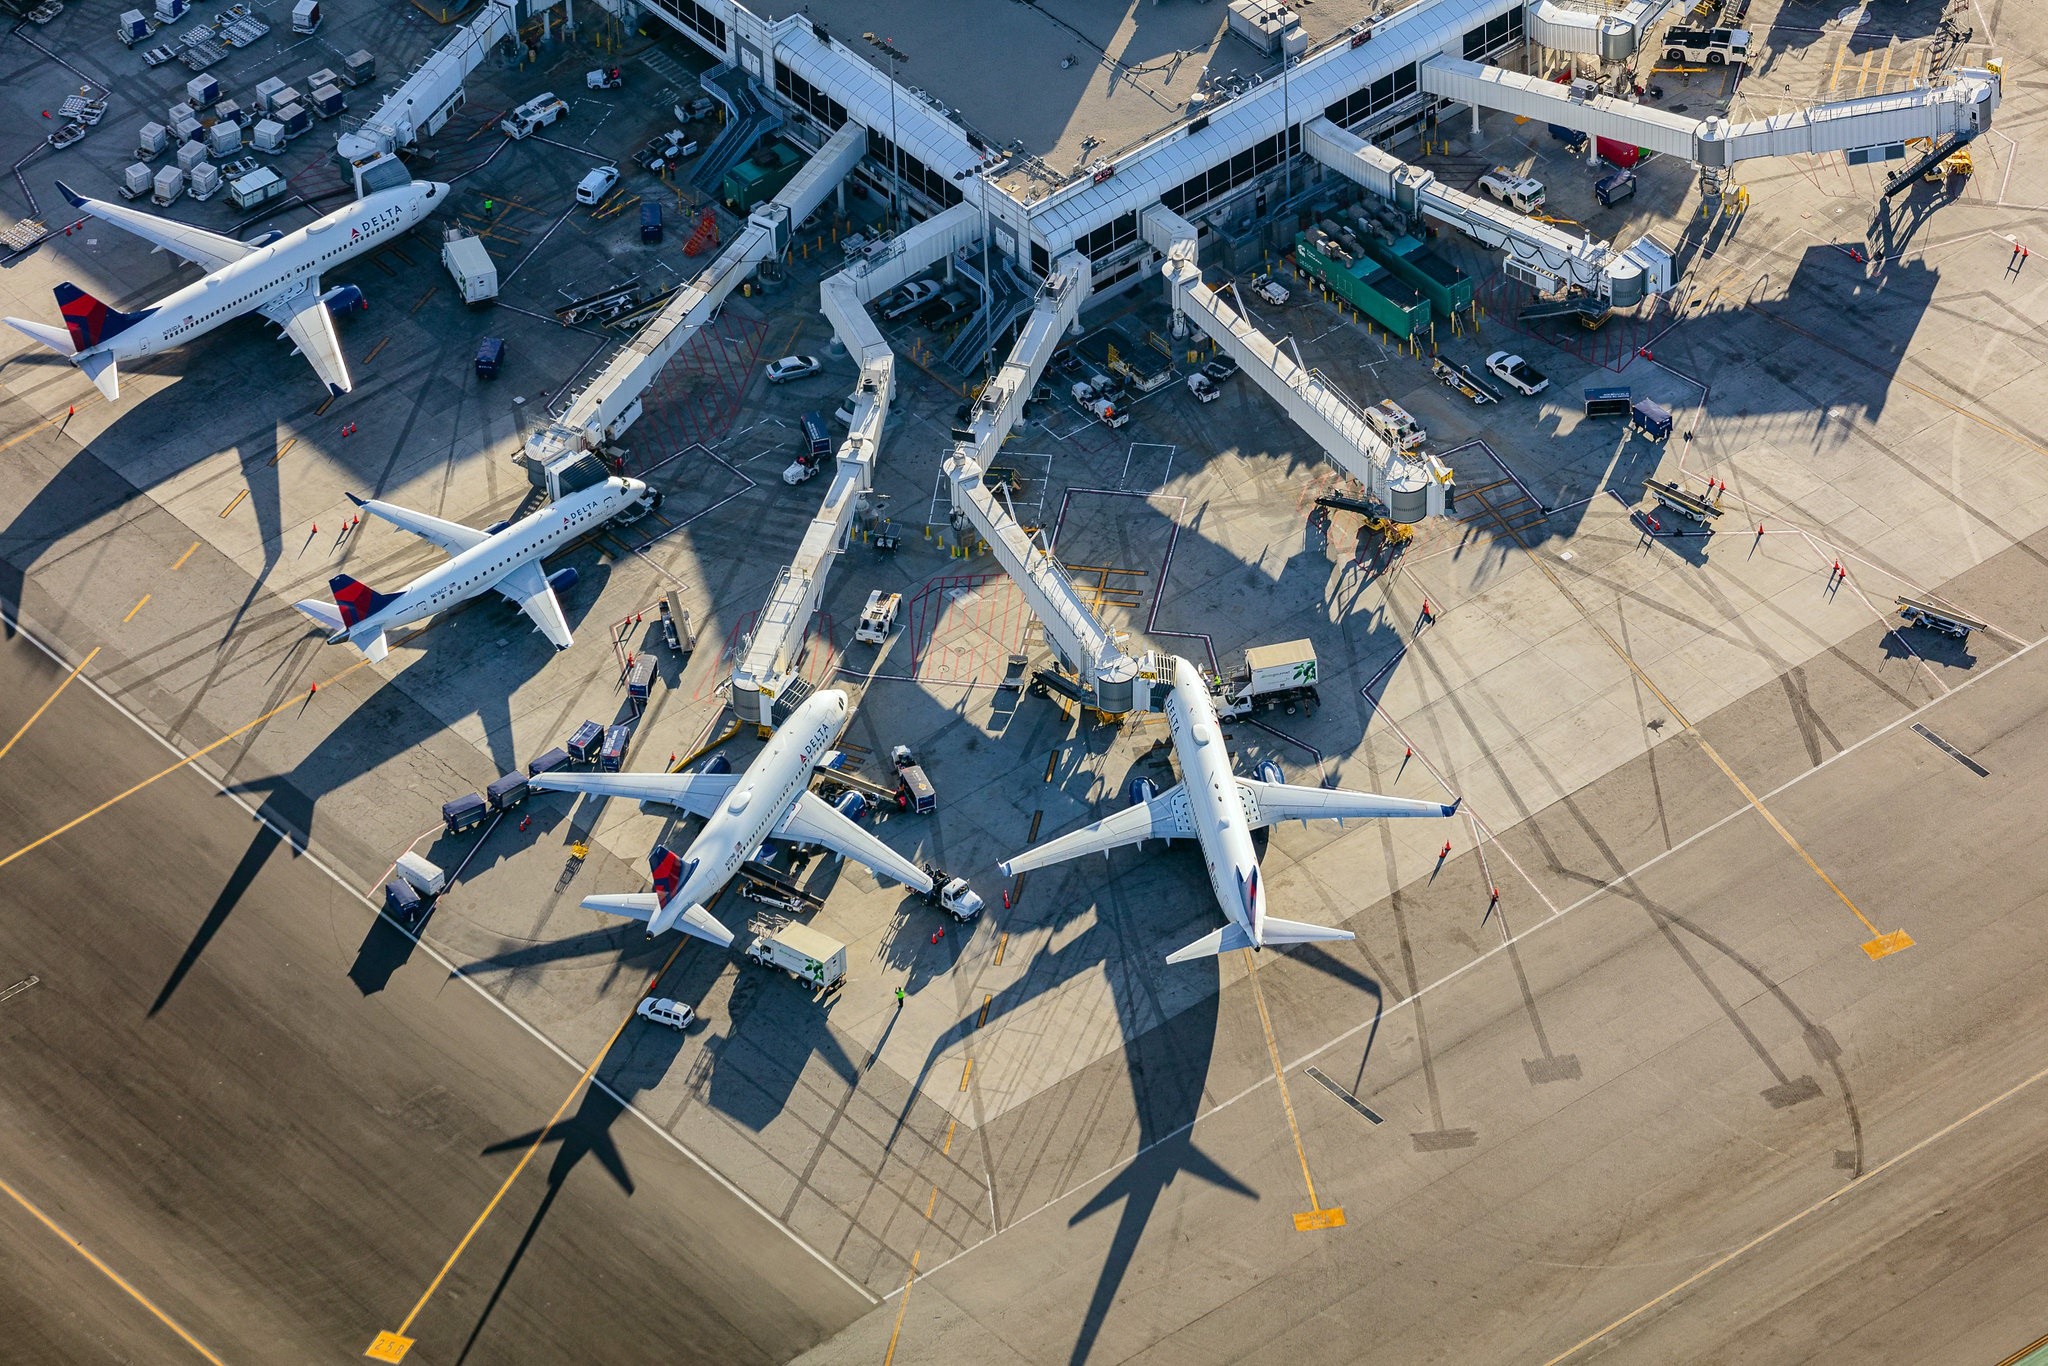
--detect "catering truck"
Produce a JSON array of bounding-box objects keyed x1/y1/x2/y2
[
  {"x1": 745, "y1": 919, "x2": 848, "y2": 989},
  {"x1": 1210, "y1": 639, "x2": 1321, "y2": 718}
]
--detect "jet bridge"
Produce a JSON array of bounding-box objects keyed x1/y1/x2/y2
[
  {"x1": 1143, "y1": 204, "x2": 1452, "y2": 522},
  {"x1": 524, "y1": 122, "x2": 867, "y2": 501},
  {"x1": 941, "y1": 256, "x2": 1157, "y2": 717},
  {"x1": 335, "y1": 0, "x2": 514, "y2": 167},
  {"x1": 729, "y1": 201, "x2": 981, "y2": 729},
  {"x1": 1418, "y1": 55, "x2": 2002, "y2": 172},
  {"x1": 1304, "y1": 118, "x2": 1668, "y2": 303}
]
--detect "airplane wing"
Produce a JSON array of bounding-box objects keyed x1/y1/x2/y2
[
  {"x1": 493, "y1": 560, "x2": 573, "y2": 650},
  {"x1": 348, "y1": 493, "x2": 492, "y2": 556},
  {"x1": 56, "y1": 179, "x2": 252, "y2": 272},
  {"x1": 257, "y1": 287, "x2": 354, "y2": 397},
  {"x1": 998, "y1": 784, "x2": 1196, "y2": 876},
  {"x1": 775, "y1": 791, "x2": 934, "y2": 893},
  {"x1": 1238, "y1": 779, "x2": 1459, "y2": 830},
  {"x1": 528, "y1": 769, "x2": 739, "y2": 820}
]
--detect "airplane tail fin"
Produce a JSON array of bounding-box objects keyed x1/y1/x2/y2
[
  {"x1": 1256, "y1": 916, "x2": 1356, "y2": 948},
  {"x1": 648, "y1": 844, "x2": 695, "y2": 904},
  {"x1": 327, "y1": 574, "x2": 400, "y2": 628},
  {"x1": 54, "y1": 283, "x2": 152, "y2": 353},
  {"x1": 1164, "y1": 922, "x2": 1256, "y2": 964}
]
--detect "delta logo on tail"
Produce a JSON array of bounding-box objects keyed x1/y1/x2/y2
[
  {"x1": 649, "y1": 845, "x2": 690, "y2": 903},
  {"x1": 328, "y1": 574, "x2": 400, "y2": 627},
  {"x1": 55, "y1": 283, "x2": 151, "y2": 352}
]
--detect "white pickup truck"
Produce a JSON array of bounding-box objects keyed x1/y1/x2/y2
[{"x1": 1478, "y1": 167, "x2": 1546, "y2": 213}]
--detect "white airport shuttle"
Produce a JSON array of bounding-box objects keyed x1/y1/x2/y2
[
  {"x1": 530, "y1": 690, "x2": 936, "y2": 947},
  {"x1": 1001, "y1": 655, "x2": 1460, "y2": 962},
  {"x1": 294, "y1": 476, "x2": 657, "y2": 660},
  {"x1": 3, "y1": 177, "x2": 446, "y2": 400}
]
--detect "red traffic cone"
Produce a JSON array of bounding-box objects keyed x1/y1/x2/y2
[
  {"x1": 1439, "y1": 841, "x2": 1452, "y2": 859},
  {"x1": 309, "y1": 681, "x2": 318, "y2": 694},
  {"x1": 312, "y1": 523, "x2": 318, "y2": 534},
  {"x1": 1404, "y1": 745, "x2": 1412, "y2": 758}
]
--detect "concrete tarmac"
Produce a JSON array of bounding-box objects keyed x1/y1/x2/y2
[{"x1": 0, "y1": 634, "x2": 870, "y2": 1363}]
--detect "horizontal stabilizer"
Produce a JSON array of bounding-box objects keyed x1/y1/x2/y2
[
  {"x1": 665, "y1": 902, "x2": 735, "y2": 949},
  {"x1": 1164, "y1": 921, "x2": 1256, "y2": 964},
  {"x1": 3, "y1": 316, "x2": 75, "y2": 357},
  {"x1": 293, "y1": 598, "x2": 345, "y2": 633},
  {"x1": 358, "y1": 629, "x2": 389, "y2": 663},
  {"x1": 77, "y1": 351, "x2": 118, "y2": 401},
  {"x1": 1257, "y1": 916, "x2": 1355, "y2": 947},
  {"x1": 582, "y1": 893, "x2": 659, "y2": 921}
]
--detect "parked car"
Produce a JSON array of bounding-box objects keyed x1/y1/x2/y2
[
  {"x1": 1485, "y1": 351, "x2": 1550, "y2": 396},
  {"x1": 574, "y1": 164, "x2": 620, "y2": 206},
  {"x1": 635, "y1": 997, "x2": 696, "y2": 1031},
  {"x1": 637, "y1": 131, "x2": 698, "y2": 174},
  {"x1": 765, "y1": 354, "x2": 822, "y2": 384},
  {"x1": 919, "y1": 291, "x2": 974, "y2": 329},
  {"x1": 1201, "y1": 354, "x2": 1239, "y2": 383},
  {"x1": 880, "y1": 279, "x2": 940, "y2": 320},
  {"x1": 1478, "y1": 167, "x2": 1546, "y2": 212}
]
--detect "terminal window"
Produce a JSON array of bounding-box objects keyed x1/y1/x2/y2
[
  {"x1": 1462, "y1": 5, "x2": 1526, "y2": 62},
  {"x1": 643, "y1": 0, "x2": 725, "y2": 52},
  {"x1": 1324, "y1": 63, "x2": 1420, "y2": 131}
]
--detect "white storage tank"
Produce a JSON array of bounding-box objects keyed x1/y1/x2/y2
[
  {"x1": 175, "y1": 139, "x2": 209, "y2": 172},
  {"x1": 251, "y1": 118, "x2": 286, "y2": 152},
  {"x1": 135, "y1": 121, "x2": 168, "y2": 157},
  {"x1": 188, "y1": 162, "x2": 221, "y2": 200},
  {"x1": 123, "y1": 162, "x2": 154, "y2": 197},
  {"x1": 152, "y1": 165, "x2": 185, "y2": 205}
]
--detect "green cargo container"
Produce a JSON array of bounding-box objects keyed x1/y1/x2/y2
[
  {"x1": 1295, "y1": 234, "x2": 1431, "y2": 339},
  {"x1": 720, "y1": 142, "x2": 802, "y2": 212},
  {"x1": 1363, "y1": 233, "x2": 1475, "y2": 317}
]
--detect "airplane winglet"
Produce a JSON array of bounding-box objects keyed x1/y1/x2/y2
[
  {"x1": 1444, "y1": 796, "x2": 1462, "y2": 815},
  {"x1": 327, "y1": 382, "x2": 345, "y2": 397},
  {"x1": 343, "y1": 491, "x2": 367, "y2": 507},
  {"x1": 53, "y1": 179, "x2": 87, "y2": 210}
]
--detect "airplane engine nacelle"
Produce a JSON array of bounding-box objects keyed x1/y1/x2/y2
[
  {"x1": 321, "y1": 284, "x2": 368, "y2": 315},
  {"x1": 701, "y1": 753, "x2": 733, "y2": 775},
  {"x1": 545, "y1": 567, "x2": 579, "y2": 594},
  {"x1": 1255, "y1": 760, "x2": 1286, "y2": 785},
  {"x1": 243, "y1": 229, "x2": 285, "y2": 248},
  {"x1": 833, "y1": 791, "x2": 868, "y2": 822},
  {"x1": 1126, "y1": 777, "x2": 1158, "y2": 807},
  {"x1": 483, "y1": 520, "x2": 513, "y2": 535}
]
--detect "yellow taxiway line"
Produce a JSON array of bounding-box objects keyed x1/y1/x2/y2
[{"x1": 0, "y1": 645, "x2": 99, "y2": 764}]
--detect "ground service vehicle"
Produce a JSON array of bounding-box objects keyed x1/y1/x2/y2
[
  {"x1": 474, "y1": 336, "x2": 504, "y2": 379},
  {"x1": 1210, "y1": 639, "x2": 1321, "y2": 718},
  {"x1": 746, "y1": 921, "x2": 848, "y2": 988},
  {"x1": 441, "y1": 227, "x2": 498, "y2": 304},
  {"x1": 500, "y1": 93, "x2": 566, "y2": 139},
  {"x1": 856, "y1": 590, "x2": 900, "y2": 644},
  {"x1": 1486, "y1": 351, "x2": 1550, "y2": 396},
  {"x1": 636, "y1": 997, "x2": 695, "y2": 1030},
  {"x1": 575, "y1": 165, "x2": 620, "y2": 206},
  {"x1": 1365, "y1": 398, "x2": 1426, "y2": 450},
  {"x1": 1202, "y1": 354, "x2": 1239, "y2": 383},
  {"x1": 1478, "y1": 167, "x2": 1547, "y2": 212},
  {"x1": 1662, "y1": 26, "x2": 1749, "y2": 65},
  {"x1": 395, "y1": 852, "x2": 447, "y2": 896},
  {"x1": 1595, "y1": 168, "x2": 1637, "y2": 206},
  {"x1": 929, "y1": 877, "x2": 984, "y2": 922},
  {"x1": 1187, "y1": 373, "x2": 1220, "y2": 403},
  {"x1": 640, "y1": 202, "x2": 662, "y2": 243},
  {"x1": 1252, "y1": 275, "x2": 1289, "y2": 305},
  {"x1": 892, "y1": 745, "x2": 937, "y2": 815},
  {"x1": 586, "y1": 66, "x2": 622, "y2": 90}
]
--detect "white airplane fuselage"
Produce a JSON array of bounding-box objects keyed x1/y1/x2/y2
[
  {"x1": 362, "y1": 476, "x2": 648, "y2": 638},
  {"x1": 653, "y1": 690, "x2": 848, "y2": 931},
  {"x1": 96, "y1": 180, "x2": 443, "y2": 364},
  {"x1": 1161, "y1": 655, "x2": 1270, "y2": 944}
]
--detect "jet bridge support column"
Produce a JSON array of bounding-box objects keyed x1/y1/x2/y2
[
  {"x1": 940, "y1": 256, "x2": 1156, "y2": 717},
  {"x1": 1141, "y1": 204, "x2": 1451, "y2": 523},
  {"x1": 521, "y1": 122, "x2": 868, "y2": 501},
  {"x1": 727, "y1": 202, "x2": 981, "y2": 730}
]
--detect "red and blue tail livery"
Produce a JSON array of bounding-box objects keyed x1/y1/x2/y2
[
  {"x1": 54, "y1": 283, "x2": 151, "y2": 353},
  {"x1": 649, "y1": 845, "x2": 694, "y2": 904},
  {"x1": 328, "y1": 574, "x2": 401, "y2": 628}
]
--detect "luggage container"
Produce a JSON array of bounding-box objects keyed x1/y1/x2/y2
[
  {"x1": 212, "y1": 98, "x2": 244, "y2": 128},
  {"x1": 527, "y1": 746, "x2": 572, "y2": 776},
  {"x1": 1631, "y1": 398, "x2": 1673, "y2": 441},
  {"x1": 640, "y1": 200, "x2": 662, "y2": 243},
  {"x1": 175, "y1": 140, "x2": 209, "y2": 172},
  {"x1": 122, "y1": 163, "x2": 154, "y2": 198},
  {"x1": 895, "y1": 764, "x2": 936, "y2": 815},
  {"x1": 744, "y1": 920, "x2": 848, "y2": 989},
  {"x1": 227, "y1": 166, "x2": 284, "y2": 209},
  {"x1": 383, "y1": 878, "x2": 424, "y2": 923},
  {"x1": 170, "y1": 114, "x2": 202, "y2": 143},
  {"x1": 442, "y1": 792, "x2": 488, "y2": 834},
  {"x1": 291, "y1": 0, "x2": 319, "y2": 33},
  {"x1": 394, "y1": 851, "x2": 448, "y2": 896},
  {"x1": 443, "y1": 229, "x2": 498, "y2": 305},
  {"x1": 599, "y1": 723, "x2": 631, "y2": 771},
  {"x1": 188, "y1": 162, "x2": 221, "y2": 200},
  {"x1": 309, "y1": 84, "x2": 345, "y2": 118},
  {"x1": 272, "y1": 85, "x2": 303, "y2": 113},
  {"x1": 626, "y1": 654, "x2": 657, "y2": 702},
  {"x1": 156, "y1": 0, "x2": 188, "y2": 21},
  {"x1": 274, "y1": 103, "x2": 310, "y2": 140},
  {"x1": 1583, "y1": 385, "x2": 1632, "y2": 419},
  {"x1": 307, "y1": 67, "x2": 340, "y2": 92},
  {"x1": 136, "y1": 121, "x2": 168, "y2": 158},
  {"x1": 117, "y1": 9, "x2": 151, "y2": 44},
  {"x1": 185, "y1": 73, "x2": 220, "y2": 105},
  {"x1": 565, "y1": 720, "x2": 604, "y2": 763},
  {"x1": 343, "y1": 50, "x2": 374, "y2": 84},
  {"x1": 800, "y1": 410, "x2": 831, "y2": 460},
  {"x1": 485, "y1": 772, "x2": 529, "y2": 811},
  {"x1": 151, "y1": 165, "x2": 185, "y2": 206},
  {"x1": 205, "y1": 121, "x2": 240, "y2": 156},
  {"x1": 474, "y1": 336, "x2": 504, "y2": 378},
  {"x1": 251, "y1": 119, "x2": 285, "y2": 152},
  {"x1": 253, "y1": 76, "x2": 286, "y2": 112}
]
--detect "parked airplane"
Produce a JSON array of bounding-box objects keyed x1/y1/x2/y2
[
  {"x1": 530, "y1": 690, "x2": 934, "y2": 947},
  {"x1": 294, "y1": 476, "x2": 656, "y2": 661},
  {"x1": 2, "y1": 177, "x2": 447, "y2": 401},
  {"x1": 1001, "y1": 654, "x2": 1460, "y2": 962}
]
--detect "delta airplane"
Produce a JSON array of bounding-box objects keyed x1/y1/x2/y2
[
  {"x1": 294, "y1": 476, "x2": 657, "y2": 661},
  {"x1": 530, "y1": 690, "x2": 934, "y2": 947},
  {"x1": 3, "y1": 177, "x2": 446, "y2": 401},
  {"x1": 1001, "y1": 655, "x2": 1461, "y2": 962}
]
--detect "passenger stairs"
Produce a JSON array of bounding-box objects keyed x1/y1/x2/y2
[
  {"x1": 1883, "y1": 130, "x2": 1974, "y2": 197},
  {"x1": 691, "y1": 64, "x2": 782, "y2": 194}
]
